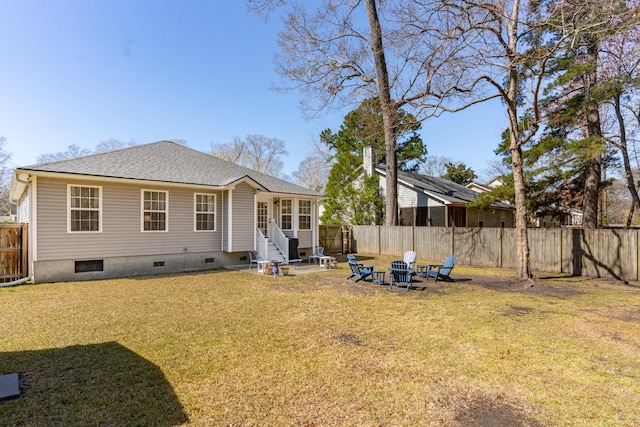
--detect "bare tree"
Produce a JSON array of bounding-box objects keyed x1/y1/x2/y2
[
  {"x1": 598, "y1": 10, "x2": 640, "y2": 227},
  {"x1": 417, "y1": 0, "x2": 631, "y2": 279},
  {"x1": 37, "y1": 144, "x2": 92, "y2": 163},
  {"x1": 419, "y1": 156, "x2": 453, "y2": 177},
  {"x1": 210, "y1": 135, "x2": 288, "y2": 178},
  {"x1": 292, "y1": 144, "x2": 332, "y2": 192},
  {"x1": 0, "y1": 136, "x2": 13, "y2": 216},
  {"x1": 94, "y1": 138, "x2": 138, "y2": 153},
  {"x1": 253, "y1": 0, "x2": 498, "y2": 225}
]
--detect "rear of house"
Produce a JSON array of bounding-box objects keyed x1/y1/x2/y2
[{"x1": 11, "y1": 141, "x2": 324, "y2": 283}]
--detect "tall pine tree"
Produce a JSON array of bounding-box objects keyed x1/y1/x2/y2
[{"x1": 321, "y1": 98, "x2": 426, "y2": 225}]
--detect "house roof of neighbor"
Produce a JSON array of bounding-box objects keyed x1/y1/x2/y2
[{"x1": 378, "y1": 167, "x2": 513, "y2": 209}]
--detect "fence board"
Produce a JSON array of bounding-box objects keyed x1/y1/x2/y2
[
  {"x1": 379, "y1": 226, "x2": 412, "y2": 257},
  {"x1": 579, "y1": 229, "x2": 637, "y2": 280},
  {"x1": 454, "y1": 227, "x2": 501, "y2": 267},
  {"x1": 343, "y1": 224, "x2": 640, "y2": 280},
  {"x1": 0, "y1": 224, "x2": 28, "y2": 282},
  {"x1": 529, "y1": 228, "x2": 562, "y2": 273},
  {"x1": 351, "y1": 225, "x2": 379, "y2": 255},
  {"x1": 414, "y1": 227, "x2": 452, "y2": 261}
]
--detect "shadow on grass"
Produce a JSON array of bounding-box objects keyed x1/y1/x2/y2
[{"x1": 0, "y1": 342, "x2": 187, "y2": 427}]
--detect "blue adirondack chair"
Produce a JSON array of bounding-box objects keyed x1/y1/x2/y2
[
  {"x1": 389, "y1": 260, "x2": 416, "y2": 291},
  {"x1": 347, "y1": 254, "x2": 374, "y2": 282},
  {"x1": 426, "y1": 255, "x2": 456, "y2": 282}
]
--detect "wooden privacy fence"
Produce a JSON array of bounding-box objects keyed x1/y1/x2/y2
[
  {"x1": 0, "y1": 224, "x2": 28, "y2": 283},
  {"x1": 348, "y1": 225, "x2": 640, "y2": 281}
]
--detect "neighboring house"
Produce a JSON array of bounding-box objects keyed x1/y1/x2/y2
[
  {"x1": 468, "y1": 178, "x2": 583, "y2": 227},
  {"x1": 10, "y1": 141, "x2": 324, "y2": 283},
  {"x1": 0, "y1": 203, "x2": 17, "y2": 222},
  {"x1": 364, "y1": 147, "x2": 514, "y2": 227},
  {"x1": 534, "y1": 207, "x2": 583, "y2": 228}
]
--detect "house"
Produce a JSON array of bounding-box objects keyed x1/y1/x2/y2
[
  {"x1": 364, "y1": 147, "x2": 514, "y2": 227},
  {"x1": 534, "y1": 207, "x2": 582, "y2": 227},
  {"x1": 467, "y1": 178, "x2": 583, "y2": 227},
  {"x1": 10, "y1": 141, "x2": 324, "y2": 283}
]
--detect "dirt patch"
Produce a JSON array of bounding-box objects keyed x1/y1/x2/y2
[
  {"x1": 584, "y1": 306, "x2": 640, "y2": 324},
  {"x1": 461, "y1": 275, "x2": 586, "y2": 298},
  {"x1": 333, "y1": 333, "x2": 364, "y2": 346},
  {"x1": 435, "y1": 383, "x2": 546, "y2": 427},
  {"x1": 504, "y1": 306, "x2": 535, "y2": 317},
  {"x1": 454, "y1": 394, "x2": 544, "y2": 427}
]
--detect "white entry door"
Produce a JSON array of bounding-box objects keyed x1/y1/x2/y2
[{"x1": 257, "y1": 201, "x2": 268, "y2": 236}]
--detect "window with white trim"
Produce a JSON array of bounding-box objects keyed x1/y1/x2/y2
[
  {"x1": 68, "y1": 185, "x2": 101, "y2": 232},
  {"x1": 195, "y1": 193, "x2": 216, "y2": 231},
  {"x1": 142, "y1": 190, "x2": 168, "y2": 231},
  {"x1": 281, "y1": 199, "x2": 292, "y2": 230},
  {"x1": 298, "y1": 199, "x2": 311, "y2": 230}
]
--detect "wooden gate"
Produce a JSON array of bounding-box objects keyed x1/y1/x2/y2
[
  {"x1": 319, "y1": 225, "x2": 352, "y2": 255},
  {"x1": 0, "y1": 224, "x2": 28, "y2": 283}
]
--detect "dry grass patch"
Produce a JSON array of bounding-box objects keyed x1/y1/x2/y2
[{"x1": 1, "y1": 257, "x2": 639, "y2": 426}]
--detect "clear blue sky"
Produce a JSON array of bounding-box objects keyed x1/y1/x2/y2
[{"x1": 0, "y1": 0, "x2": 507, "y2": 179}]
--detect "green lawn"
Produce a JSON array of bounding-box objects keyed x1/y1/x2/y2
[{"x1": 1, "y1": 256, "x2": 639, "y2": 426}]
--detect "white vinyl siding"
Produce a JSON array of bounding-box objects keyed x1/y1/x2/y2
[
  {"x1": 194, "y1": 193, "x2": 216, "y2": 232},
  {"x1": 296, "y1": 230, "x2": 313, "y2": 248},
  {"x1": 142, "y1": 190, "x2": 168, "y2": 232},
  {"x1": 35, "y1": 178, "x2": 223, "y2": 261},
  {"x1": 18, "y1": 186, "x2": 30, "y2": 223},
  {"x1": 230, "y1": 183, "x2": 255, "y2": 251},
  {"x1": 68, "y1": 185, "x2": 102, "y2": 233}
]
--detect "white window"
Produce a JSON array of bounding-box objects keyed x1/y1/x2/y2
[
  {"x1": 194, "y1": 193, "x2": 216, "y2": 231},
  {"x1": 281, "y1": 199, "x2": 292, "y2": 230},
  {"x1": 298, "y1": 200, "x2": 311, "y2": 230},
  {"x1": 142, "y1": 190, "x2": 168, "y2": 231},
  {"x1": 68, "y1": 185, "x2": 102, "y2": 232}
]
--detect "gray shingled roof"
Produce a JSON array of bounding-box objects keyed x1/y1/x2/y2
[
  {"x1": 379, "y1": 168, "x2": 513, "y2": 209},
  {"x1": 18, "y1": 141, "x2": 324, "y2": 197}
]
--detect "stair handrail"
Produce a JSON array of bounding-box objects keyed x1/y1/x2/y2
[
  {"x1": 255, "y1": 227, "x2": 269, "y2": 260},
  {"x1": 268, "y1": 221, "x2": 290, "y2": 262}
]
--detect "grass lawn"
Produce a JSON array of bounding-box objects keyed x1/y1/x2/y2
[{"x1": 1, "y1": 255, "x2": 639, "y2": 426}]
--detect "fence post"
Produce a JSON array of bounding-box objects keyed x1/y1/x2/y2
[
  {"x1": 21, "y1": 224, "x2": 28, "y2": 278},
  {"x1": 498, "y1": 227, "x2": 503, "y2": 268},
  {"x1": 412, "y1": 226, "x2": 415, "y2": 252},
  {"x1": 451, "y1": 226, "x2": 455, "y2": 256}
]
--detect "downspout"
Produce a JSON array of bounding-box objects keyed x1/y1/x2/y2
[
  {"x1": 0, "y1": 276, "x2": 33, "y2": 288},
  {"x1": 221, "y1": 191, "x2": 225, "y2": 251}
]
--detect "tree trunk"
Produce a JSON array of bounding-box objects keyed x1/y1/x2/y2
[
  {"x1": 581, "y1": 36, "x2": 603, "y2": 229},
  {"x1": 364, "y1": 0, "x2": 398, "y2": 226},
  {"x1": 506, "y1": 0, "x2": 532, "y2": 281},
  {"x1": 511, "y1": 144, "x2": 532, "y2": 280},
  {"x1": 613, "y1": 94, "x2": 640, "y2": 228}
]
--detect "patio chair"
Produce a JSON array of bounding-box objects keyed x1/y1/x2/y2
[
  {"x1": 248, "y1": 251, "x2": 268, "y2": 272},
  {"x1": 308, "y1": 246, "x2": 324, "y2": 264},
  {"x1": 346, "y1": 254, "x2": 374, "y2": 282},
  {"x1": 389, "y1": 260, "x2": 416, "y2": 291},
  {"x1": 402, "y1": 251, "x2": 417, "y2": 270},
  {"x1": 426, "y1": 255, "x2": 456, "y2": 282}
]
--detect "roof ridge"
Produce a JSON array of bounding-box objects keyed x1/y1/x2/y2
[{"x1": 25, "y1": 140, "x2": 176, "y2": 168}]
